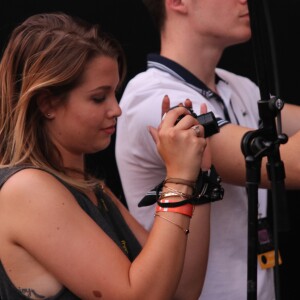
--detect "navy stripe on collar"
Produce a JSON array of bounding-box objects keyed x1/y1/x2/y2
[
  {"x1": 147, "y1": 53, "x2": 231, "y2": 124},
  {"x1": 147, "y1": 53, "x2": 224, "y2": 99}
]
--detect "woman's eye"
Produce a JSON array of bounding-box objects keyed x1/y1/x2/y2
[{"x1": 92, "y1": 96, "x2": 105, "y2": 103}]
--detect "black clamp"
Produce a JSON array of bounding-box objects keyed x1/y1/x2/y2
[{"x1": 189, "y1": 165, "x2": 224, "y2": 205}]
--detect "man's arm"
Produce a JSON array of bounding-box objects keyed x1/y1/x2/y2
[
  {"x1": 281, "y1": 103, "x2": 300, "y2": 136},
  {"x1": 210, "y1": 123, "x2": 300, "y2": 189}
]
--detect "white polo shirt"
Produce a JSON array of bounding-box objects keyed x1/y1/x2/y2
[{"x1": 115, "y1": 54, "x2": 274, "y2": 300}]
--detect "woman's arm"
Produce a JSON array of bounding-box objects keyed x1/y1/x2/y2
[{"x1": 1, "y1": 106, "x2": 209, "y2": 300}]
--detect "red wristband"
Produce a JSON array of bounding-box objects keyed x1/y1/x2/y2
[{"x1": 156, "y1": 200, "x2": 194, "y2": 217}]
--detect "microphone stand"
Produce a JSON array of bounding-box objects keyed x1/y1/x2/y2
[{"x1": 241, "y1": 1, "x2": 289, "y2": 299}]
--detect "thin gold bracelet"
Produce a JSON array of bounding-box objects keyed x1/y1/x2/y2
[
  {"x1": 154, "y1": 213, "x2": 190, "y2": 235},
  {"x1": 163, "y1": 185, "x2": 192, "y2": 199}
]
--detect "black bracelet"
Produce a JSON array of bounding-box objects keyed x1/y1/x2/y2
[
  {"x1": 156, "y1": 165, "x2": 224, "y2": 207},
  {"x1": 138, "y1": 164, "x2": 224, "y2": 208},
  {"x1": 157, "y1": 197, "x2": 191, "y2": 207}
]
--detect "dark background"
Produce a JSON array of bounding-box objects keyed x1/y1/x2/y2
[{"x1": 1, "y1": 1, "x2": 299, "y2": 299}]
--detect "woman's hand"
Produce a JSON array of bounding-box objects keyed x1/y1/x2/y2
[{"x1": 148, "y1": 95, "x2": 211, "y2": 181}]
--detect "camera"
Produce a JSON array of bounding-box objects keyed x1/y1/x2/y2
[{"x1": 172, "y1": 106, "x2": 220, "y2": 138}]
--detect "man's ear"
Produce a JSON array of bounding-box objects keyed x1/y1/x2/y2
[{"x1": 166, "y1": 0, "x2": 188, "y2": 13}]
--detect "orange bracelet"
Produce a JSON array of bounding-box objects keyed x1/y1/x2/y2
[{"x1": 156, "y1": 200, "x2": 194, "y2": 218}]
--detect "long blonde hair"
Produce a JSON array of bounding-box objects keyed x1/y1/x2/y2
[{"x1": 0, "y1": 12, "x2": 126, "y2": 190}]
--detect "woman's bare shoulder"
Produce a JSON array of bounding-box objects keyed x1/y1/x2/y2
[
  {"x1": 0, "y1": 167, "x2": 75, "y2": 216},
  {"x1": 1, "y1": 167, "x2": 65, "y2": 194}
]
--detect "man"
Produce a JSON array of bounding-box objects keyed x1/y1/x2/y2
[{"x1": 115, "y1": 0, "x2": 300, "y2": 299}]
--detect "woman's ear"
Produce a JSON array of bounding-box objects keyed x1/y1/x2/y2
[{"x1": 36, "y1": 91, "x2": 55, "y2": 119}]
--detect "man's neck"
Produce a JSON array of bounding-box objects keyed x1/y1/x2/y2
[{"x1": 160, "y1": 34, "x2": 224, "y2": 94}]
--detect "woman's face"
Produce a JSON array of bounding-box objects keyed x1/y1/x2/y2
[{"x1": 48, "y1": 55, "x2": 122, "y2": 161}]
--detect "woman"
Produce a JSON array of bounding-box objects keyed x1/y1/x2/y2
[{"x1": 0, "y1": 12, "x2": 210, "y2": 299}]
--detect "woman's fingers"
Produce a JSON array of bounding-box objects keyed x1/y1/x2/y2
[
  {"x1": 161, "y1": 95, "x2": 170, "y2": 118},
  {"x1": 199, "y1": 103, "x2": 212, "y2": 171},
  {"x1": 148, "y1": 126, "x2": 158, "y2": 144}
]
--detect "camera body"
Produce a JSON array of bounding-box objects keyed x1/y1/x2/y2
[{"x1": 174, "y1": 106, "x2": 219, "y2": 138}]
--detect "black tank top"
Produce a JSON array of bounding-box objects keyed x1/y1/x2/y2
[{"x1": 0, "y1": 165, "x2": 142, "y2": 300}]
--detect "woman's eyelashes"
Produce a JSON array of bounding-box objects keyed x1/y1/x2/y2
[{"x1": 92, "y1": 95, "x2": 106, "y2": 103}]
